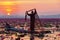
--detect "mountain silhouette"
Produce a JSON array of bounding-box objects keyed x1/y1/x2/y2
[{"x1": 0, "y1": 14, "x2": 60, "y2": 18}]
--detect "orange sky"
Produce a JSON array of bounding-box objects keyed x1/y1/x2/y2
[{"x1": 0, "y1": 0, "x2": 60, "y2": 16}]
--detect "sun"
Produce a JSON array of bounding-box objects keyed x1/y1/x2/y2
[{"x1": 7, "y1": 13, "x2": 10, "y2": 16}]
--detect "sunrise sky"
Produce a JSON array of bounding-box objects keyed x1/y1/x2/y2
[{"x1": 0, "y1": 0, "x2": 60, "y2": 17}]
